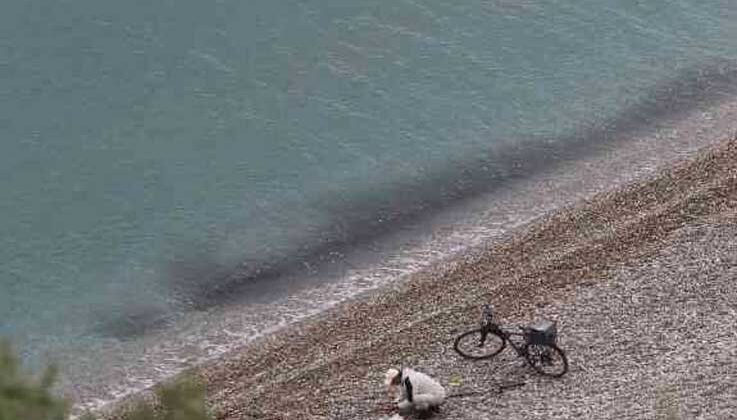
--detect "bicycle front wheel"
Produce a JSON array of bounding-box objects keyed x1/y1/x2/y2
[
  {"x1": 453, "y1": 328, "x2": 506, "y2": 360},
  {"x1": 524, "y1": 343, "x2": 568, "y2": 377}
]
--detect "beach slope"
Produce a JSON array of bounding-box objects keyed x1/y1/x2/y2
[{"x1": 199, "y1": 138, "x2": 737, "y2": 419}]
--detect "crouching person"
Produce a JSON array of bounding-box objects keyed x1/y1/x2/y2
[{"x1": 385, "y1": 368, "x2": 446, "y2": 414}]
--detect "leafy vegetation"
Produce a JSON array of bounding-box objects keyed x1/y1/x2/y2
[
  {"x1": 0, "y1": 342, "x2": 211, "y2": 420},
  {"x1": 115, "y1": 376, "x2": 211, "y2": 420},
  {"x1": 0, "y1": 341, "x2": 68, "y2": 420}
]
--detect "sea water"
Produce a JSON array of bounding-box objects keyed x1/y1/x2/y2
[{"x1": 1, "y1": 0, "x2": 736, "y2": 409}]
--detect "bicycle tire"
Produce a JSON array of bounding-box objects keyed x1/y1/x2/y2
[
  {"x1": 524, "y1": 343, "x2": 568, "y2": 377},
  {"x1": 453, "y1": 328, "x2": 506, "y2": 360}
]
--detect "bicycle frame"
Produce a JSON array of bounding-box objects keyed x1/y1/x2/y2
[
  {"x1": 482, "y1": 322, "x2": 530, "y2": 358},
  {"x1": 477, "y1": 305, "x2": 528, "y2": 356},
  {"x1": 495, "y1": 326, "x2": 530, "y2": 357}
]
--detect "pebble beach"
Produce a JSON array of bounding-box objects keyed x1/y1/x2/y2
[{"x1": 181, "y1": 135, "x2": 737, "y2": 419}]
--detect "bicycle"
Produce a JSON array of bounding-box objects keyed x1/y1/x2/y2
[{"x1": 453, "y1": 304, "x2": 568, "y2": 377}]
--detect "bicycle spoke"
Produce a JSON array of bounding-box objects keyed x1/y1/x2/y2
[
  {"x1": 454, "y1": 329, "x2": 506, "y2": 360},
  {"x1": 525, "y1": 343, "x2": 568, "y2": 377}
]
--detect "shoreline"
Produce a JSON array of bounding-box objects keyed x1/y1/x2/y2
[
  {"x1": 86, "y1": 97, "x2": 737, "y2": 419},
  {"x1": 195, "y1": 135, "x2": 737, "y2": 420}
]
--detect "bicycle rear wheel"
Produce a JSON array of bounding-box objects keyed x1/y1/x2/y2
[
  {"x1": 453, "y1": 328, "x2": 506, "y2": 360},
  {"x1": 524, "y1": 343, "x2": 568, "y2": 377}
]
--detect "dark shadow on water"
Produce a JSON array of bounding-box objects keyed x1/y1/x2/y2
[{"x1": 98, "y1": 60, "x2": 737, "y2": 339}]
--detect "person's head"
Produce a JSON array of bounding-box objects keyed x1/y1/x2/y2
[{"x1": 384, "y1": 368, "x2": 402, "y2": 387}]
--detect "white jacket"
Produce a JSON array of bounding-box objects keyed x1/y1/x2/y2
[{"x1": 395, "y1": 368, "x2": 446, "y2": 411}]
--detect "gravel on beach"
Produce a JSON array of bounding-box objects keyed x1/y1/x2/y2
[{"x1": 191, "y1": 137, "x2": 737, "y2": 420}]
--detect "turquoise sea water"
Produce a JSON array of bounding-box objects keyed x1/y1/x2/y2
[{"x1": 2, "y1": 0, "x2": 737, "y2": 405}]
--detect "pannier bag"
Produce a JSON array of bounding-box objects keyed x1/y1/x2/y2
[{"x1": 526, "y1": 320, "x2": 557, "y2": 345}]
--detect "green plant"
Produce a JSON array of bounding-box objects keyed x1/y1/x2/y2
[
  {"x1": 119, "y1": 376, "x2": 211, "y2": 420},
  {"x1": 0, "y1": 341, "x2": 68, "y2": 420},
  {"x1": 0, "y1": 342, "x2": 211, "y2": 420}
]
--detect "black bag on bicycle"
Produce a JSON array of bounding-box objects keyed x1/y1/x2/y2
[{"x1": 526, "y1": 320, "x2": 557, "y2": 345}]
